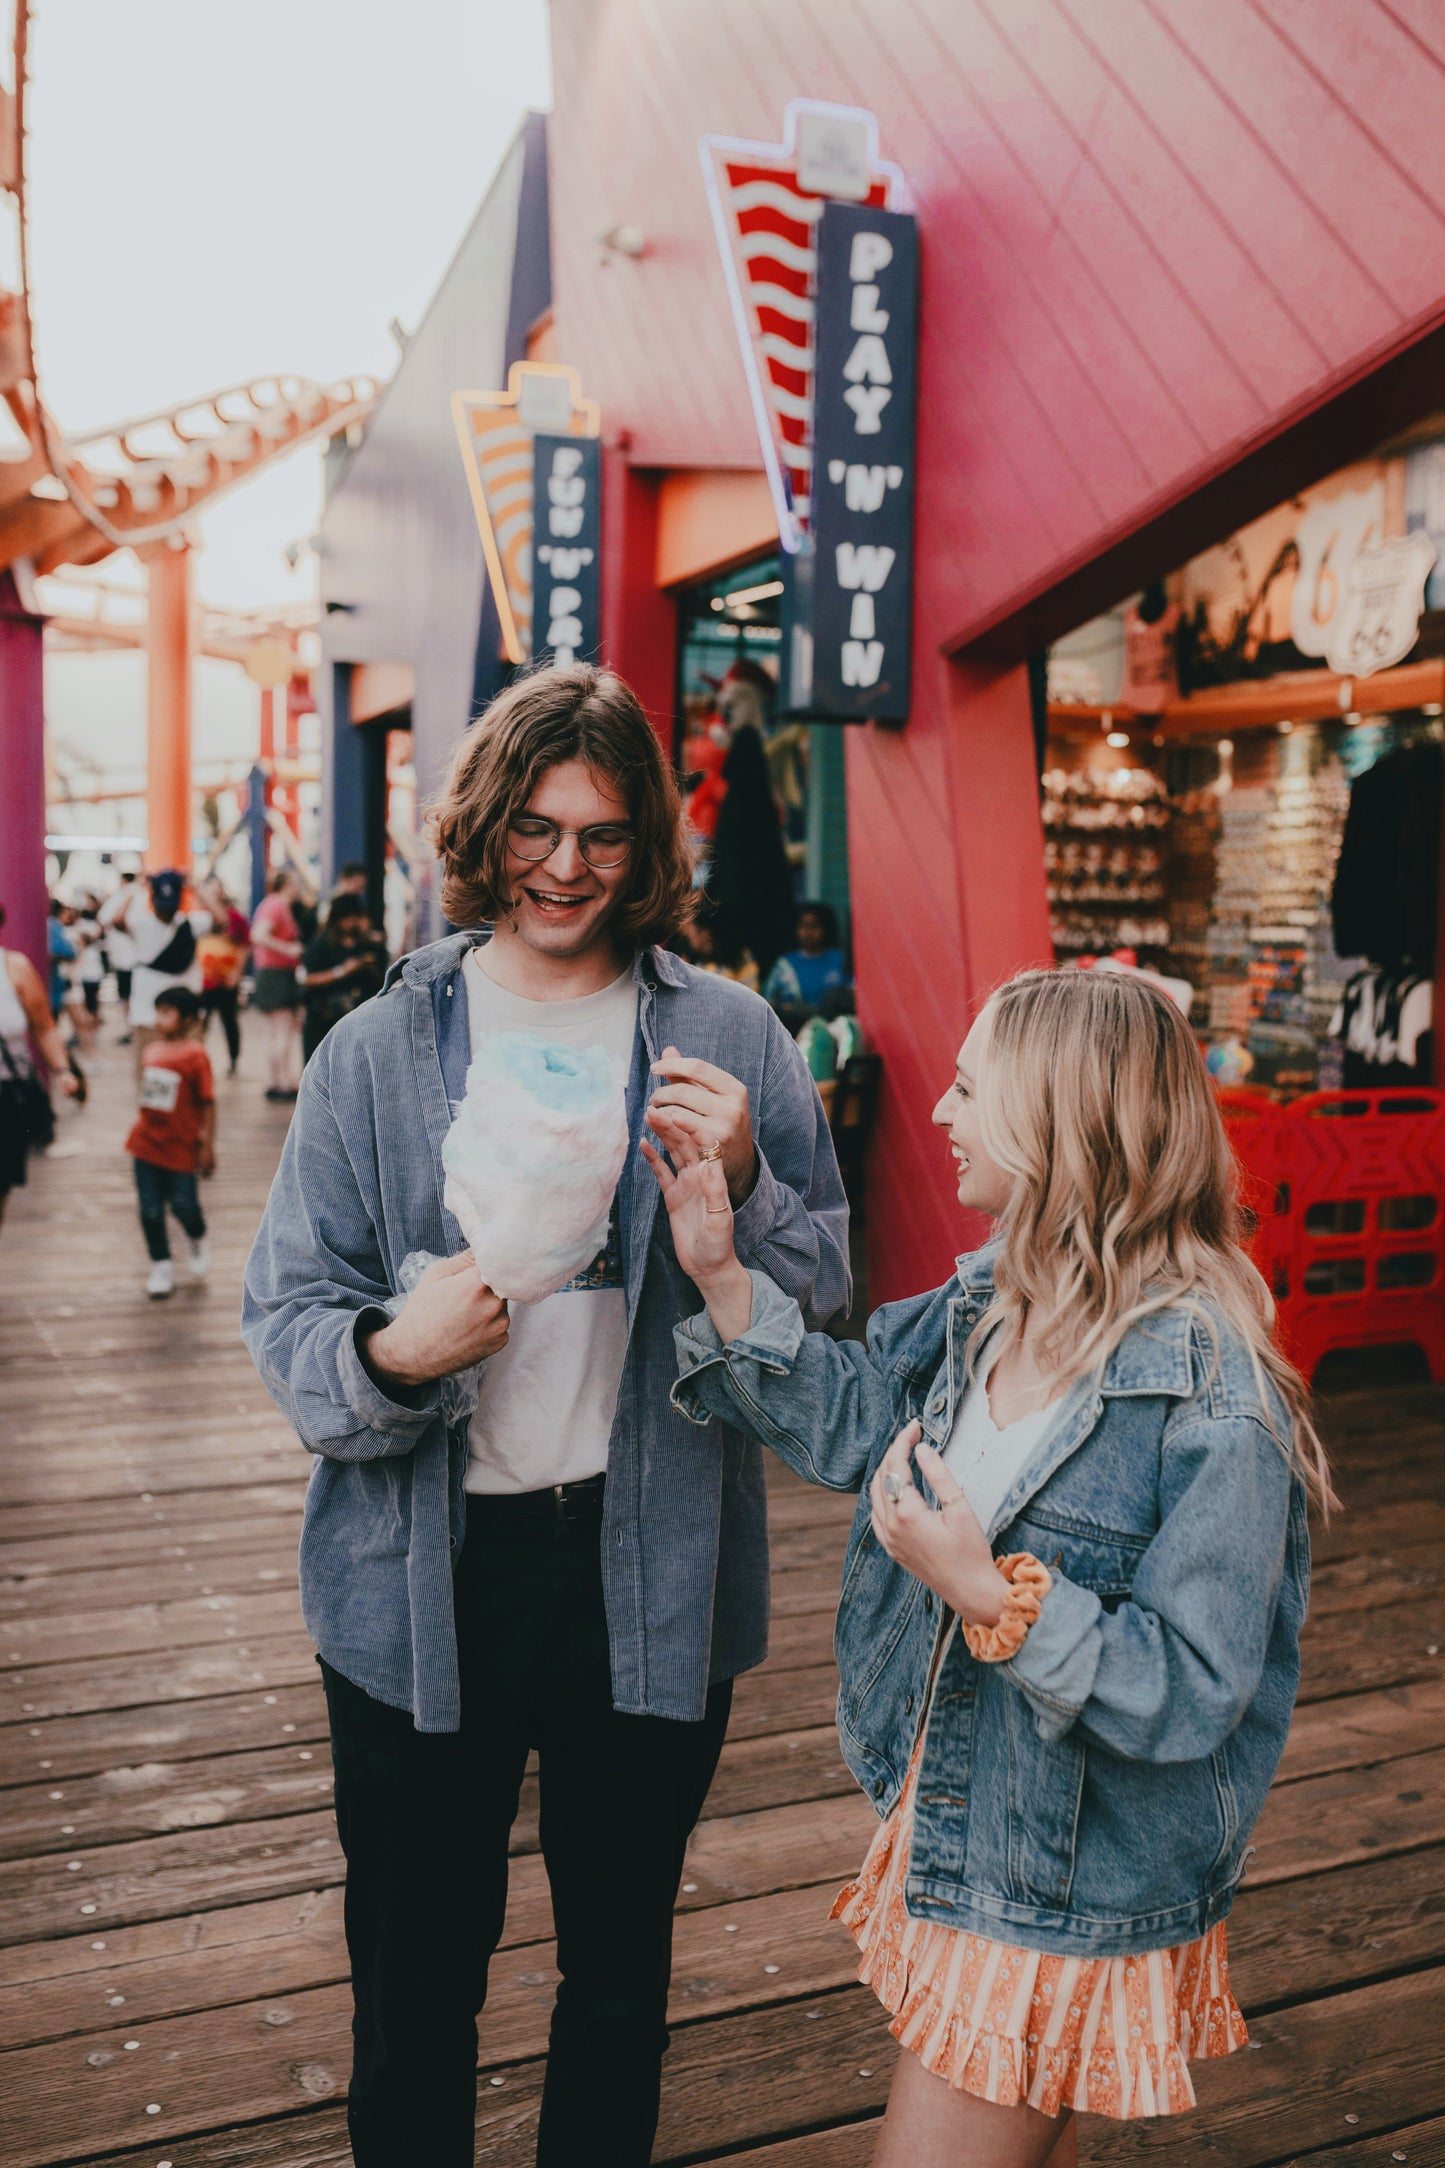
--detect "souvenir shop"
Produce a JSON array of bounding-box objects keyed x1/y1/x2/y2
[
  {"x1": 1042, "y1": 439, "x2": 1445, "y2": 1376},
  {"x1": 1044, "y1": 439, "x2": 1445, "y2": 1101}
]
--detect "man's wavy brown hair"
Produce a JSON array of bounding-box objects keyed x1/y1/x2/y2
[{"x1": 427, "y1": 663, "x2": 695, "y2": 945}]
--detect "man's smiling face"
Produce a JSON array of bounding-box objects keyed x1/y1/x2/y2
[{"x1": 499, "y1": 757, "x2": 634, "y2": 963}]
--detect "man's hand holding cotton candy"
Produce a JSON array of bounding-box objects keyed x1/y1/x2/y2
[{"x1": 361, "y1": 1252, "x2": 510, "y2": 1390}]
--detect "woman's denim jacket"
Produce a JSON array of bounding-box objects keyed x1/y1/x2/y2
[{"x1": 672, "y1": 1247, "x2": 1311, "y2": 1957}]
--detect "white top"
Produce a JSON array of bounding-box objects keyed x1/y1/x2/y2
[
  {"x1": 0, "y1": 951, "x2": 29, "y2": 1062},
  {"x1": 128, "y1": 902, "x2": 207, "y2": 1025},
  {"x1": 939, "y1": 1333, "x2": 1067, "y2": 1534},
  {"x1": 461, "y1": 948, "x2": 639, "y2": 1495}
]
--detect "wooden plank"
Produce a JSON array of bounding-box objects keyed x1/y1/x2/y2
[
  {"x1": 0, "y1": 1637, "x2": 321, "y2": 1727},
  {"x1": 1228, "y1": 1844, "x2": 1445, "y2": 2014},
  {"x1": 1282, "y1": 2115, "x2": 1445, "y2": 2166},
  {"x1": 0, "y1": 1682, "x2": 328, "y2": 1788},
  {"x1": 1278, "y1": 1679, "x2": 1445, "y2": 1784},
  {"x1": 0, "y1": 1488, "x2": 304, "y2": 1552},
  {"x1": 0, "y1": 1720, "x2": 852, "y2": 1864},
  {"x1": 0, "y1": 1790, "x2": 879, "y2": 1950},
  {"x1": 0, "y1": 1541, "x2": 303, "y2": 1619},
  {"x1": 0, "y1": 1589, "x2": 304, "y2": 1669}
]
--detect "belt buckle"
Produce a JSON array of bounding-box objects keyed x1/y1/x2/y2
[{"x1": 553, "y1": 1482, "x2": 576, "y2": 1523}]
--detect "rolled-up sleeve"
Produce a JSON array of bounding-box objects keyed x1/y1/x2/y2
[
  {"x1": 1005, "y1": 1412, "x2": 1297, "y2": 1761},
  {"x1": 671, "y1": 1268, "x2": 901, "y2": 1493},
  {"x1": 242, "y1": 1060, "x2": 441, "y2": 1461}
]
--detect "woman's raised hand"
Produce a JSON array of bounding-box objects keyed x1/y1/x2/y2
[{"x1": 642, "y1": 1107, "x2": 754, "y2": 1341}]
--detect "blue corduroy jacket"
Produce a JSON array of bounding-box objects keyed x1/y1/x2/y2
[{"x1": 241, "y1": 934, "x2": 850, "y2": 1731}]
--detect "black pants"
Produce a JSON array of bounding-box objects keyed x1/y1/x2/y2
[
  {"x1": 202, "y1": 984, "x2": 241, "y2": 1067},
  {"x1": 321, "y1": 1491, "x2": 733, "y2": 2168},
  {"x1": 133, "y1": 1158, "x2": 205, "y2": 1261}
]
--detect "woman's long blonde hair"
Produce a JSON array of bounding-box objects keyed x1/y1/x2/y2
[{"x1": 971, "y1": 967, "x2": 1334, "y2": 1513}]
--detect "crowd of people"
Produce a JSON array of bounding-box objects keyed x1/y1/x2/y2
[{"x1": 0, "y1": 861, "x2": 388, "y2": 1292}]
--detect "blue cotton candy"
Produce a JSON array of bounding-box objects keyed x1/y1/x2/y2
[
  {"x1": 473, "y1": 1032, "x2": 616, "y2": 1114},
  {"x1": 441, "y1": 1031, "x2": 629, "y2": 1303}
]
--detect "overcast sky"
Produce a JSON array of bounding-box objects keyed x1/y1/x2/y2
[
  {"x1": 30, "y1": 0, "x2": 553, "y2": 609},
  {"x1": 32, "y1": 0, "x2": 553, "y2": 817}
]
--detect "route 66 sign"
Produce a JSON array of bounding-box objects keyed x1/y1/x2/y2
[{"x1": 1326, "y1": 531, "x2": 1437, "y2": 678}]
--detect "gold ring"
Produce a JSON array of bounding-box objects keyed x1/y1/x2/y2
[
  {"x1": 699, "y1": 1141, "x2": 724, "y2": 1163},
  {"x1": 705, "y1": 1204, "x2": 731, "y2": 1214}
]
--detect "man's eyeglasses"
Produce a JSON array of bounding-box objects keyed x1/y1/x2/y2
[{"x1": 506, "y1": 816, "x2": 635, "y2": 870}]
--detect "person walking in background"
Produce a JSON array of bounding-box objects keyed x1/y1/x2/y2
[
  {"x1": 248, "y1": 868, "x2": 305, "y2": 1102},
  {"x1": 46, "y1": 898, "x2": 76, "y2": 1024},
  {"x1": 762, "y1": 901, "x2": 853, "y2": 1024},
  {"x1": 706, "y1": 720, "x2": 795, "y2": 983},
  {"x1": 298, "y1": 892, "x2": 387, "y2": 1063},
  {"x1": 72, "y1": 896, "x2": 106, "y2": 1044},
  {"x1": 125, "y1": 985, "x2": 215, "y2": 1300},
  {"x1": 0, "y1": 907, "x2": 79, "y2": 1232},
  {"x1": 119, "y1": 870, "x2": 206, "y2": 1075},
  {"x1": 655, "y1": 966, "x2": 1324, "y2": 2167},
  {"x1": 197, "y1": 877, "x2": 250, "y2": 1077},
  {"x1": 99, "y1": 871, "x2": 139, "y2": 1041}
]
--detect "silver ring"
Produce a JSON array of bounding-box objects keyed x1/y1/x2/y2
[{"x1": 882, "y1": 1472, "x2": 906, "y2": 1504}]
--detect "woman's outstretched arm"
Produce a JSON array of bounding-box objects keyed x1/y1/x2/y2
[{"x1": 646, "y1": 1109, "x2": 923, "y2": 1494}]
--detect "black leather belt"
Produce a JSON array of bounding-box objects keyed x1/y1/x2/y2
[{"x1": 465, "y1": 1472, "x2": 606, "y2": 1529}]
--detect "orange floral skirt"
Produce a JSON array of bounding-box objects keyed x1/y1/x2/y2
[{"x1": 832, "y1": 1737, "x2": 1248, "y2": 2119}]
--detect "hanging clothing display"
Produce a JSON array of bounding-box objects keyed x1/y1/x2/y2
[
  {"x1": 1328, "y1": 968, "x2": 1434, "y2": 1088},
  {"x1": 1331, "y1": 738, "x2": 1442, "y2": 970}
]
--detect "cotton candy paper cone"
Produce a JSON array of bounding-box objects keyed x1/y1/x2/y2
[{"x1": 441, "y1": 1031, "x2": 629, "y2": 1304}]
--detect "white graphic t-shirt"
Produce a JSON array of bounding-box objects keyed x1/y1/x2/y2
[{"x1": 461, "y1": 949, "x2": 638, "y2": 1495}]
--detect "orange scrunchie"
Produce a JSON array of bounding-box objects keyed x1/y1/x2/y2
[{"x1": 961, "y1": 1552, "x2": 1053, "y2": 1663}]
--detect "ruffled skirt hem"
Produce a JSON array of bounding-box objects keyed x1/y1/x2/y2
[{"x1": 832, "y1": 1814, "x2": 1249, "y2": 2119}]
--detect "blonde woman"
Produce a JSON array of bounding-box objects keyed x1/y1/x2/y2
[{"x1": 646, "y1": 966, "x2": 1325, "y2": 2167}]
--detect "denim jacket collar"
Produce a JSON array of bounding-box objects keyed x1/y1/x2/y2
[{"x1": 951, "y1": 1243, "x2": 1196, "y2": 1400}]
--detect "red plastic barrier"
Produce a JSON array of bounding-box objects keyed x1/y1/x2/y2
[{"x1": 1222, "y1": 1087, "x2": 1445, "y2": 1380}]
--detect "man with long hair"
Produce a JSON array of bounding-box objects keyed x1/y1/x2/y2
[{"x1": 242, "y1": 664, "x2": 849, "y2": 2168}]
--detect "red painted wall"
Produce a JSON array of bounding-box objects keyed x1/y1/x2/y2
[{"x1": 547, "y1": 0, "x2": 1445, "y2": 1298}]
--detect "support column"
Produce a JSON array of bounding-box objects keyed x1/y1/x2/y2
[
  {"x1": 0, "y1": 569, "x2": 48, "y2": 983},
  {"x1": 846, "y1": 653, "x2": 1052, "y2": 1305},
  {"x1": 143, "y1": 540, "x2": 194, "y2": 874},
  {"x1": 599, "y1": 450, "x2": 676, "y2": 751}
]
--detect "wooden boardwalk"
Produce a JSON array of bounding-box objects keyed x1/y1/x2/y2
[{"x1": 3, "y1": 1025, "x2": 1445, "y2": 2166}]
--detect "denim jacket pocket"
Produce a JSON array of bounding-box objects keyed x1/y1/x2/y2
[
  {"x1": 1004, "y1": 1685, "x2": 1086, "y2": 1908},
  {"x1": 1006, "y1": 1508, "x2": 1150, "y2": 1600}
]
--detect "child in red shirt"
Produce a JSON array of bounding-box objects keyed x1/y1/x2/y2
[{"x1": 125, "y1": 985, "x2": 216, "y2": 1300}]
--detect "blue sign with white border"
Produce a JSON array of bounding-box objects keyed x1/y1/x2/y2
[{"x1": 785, "y1": 201, "x2": 917, "y2": 723}]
